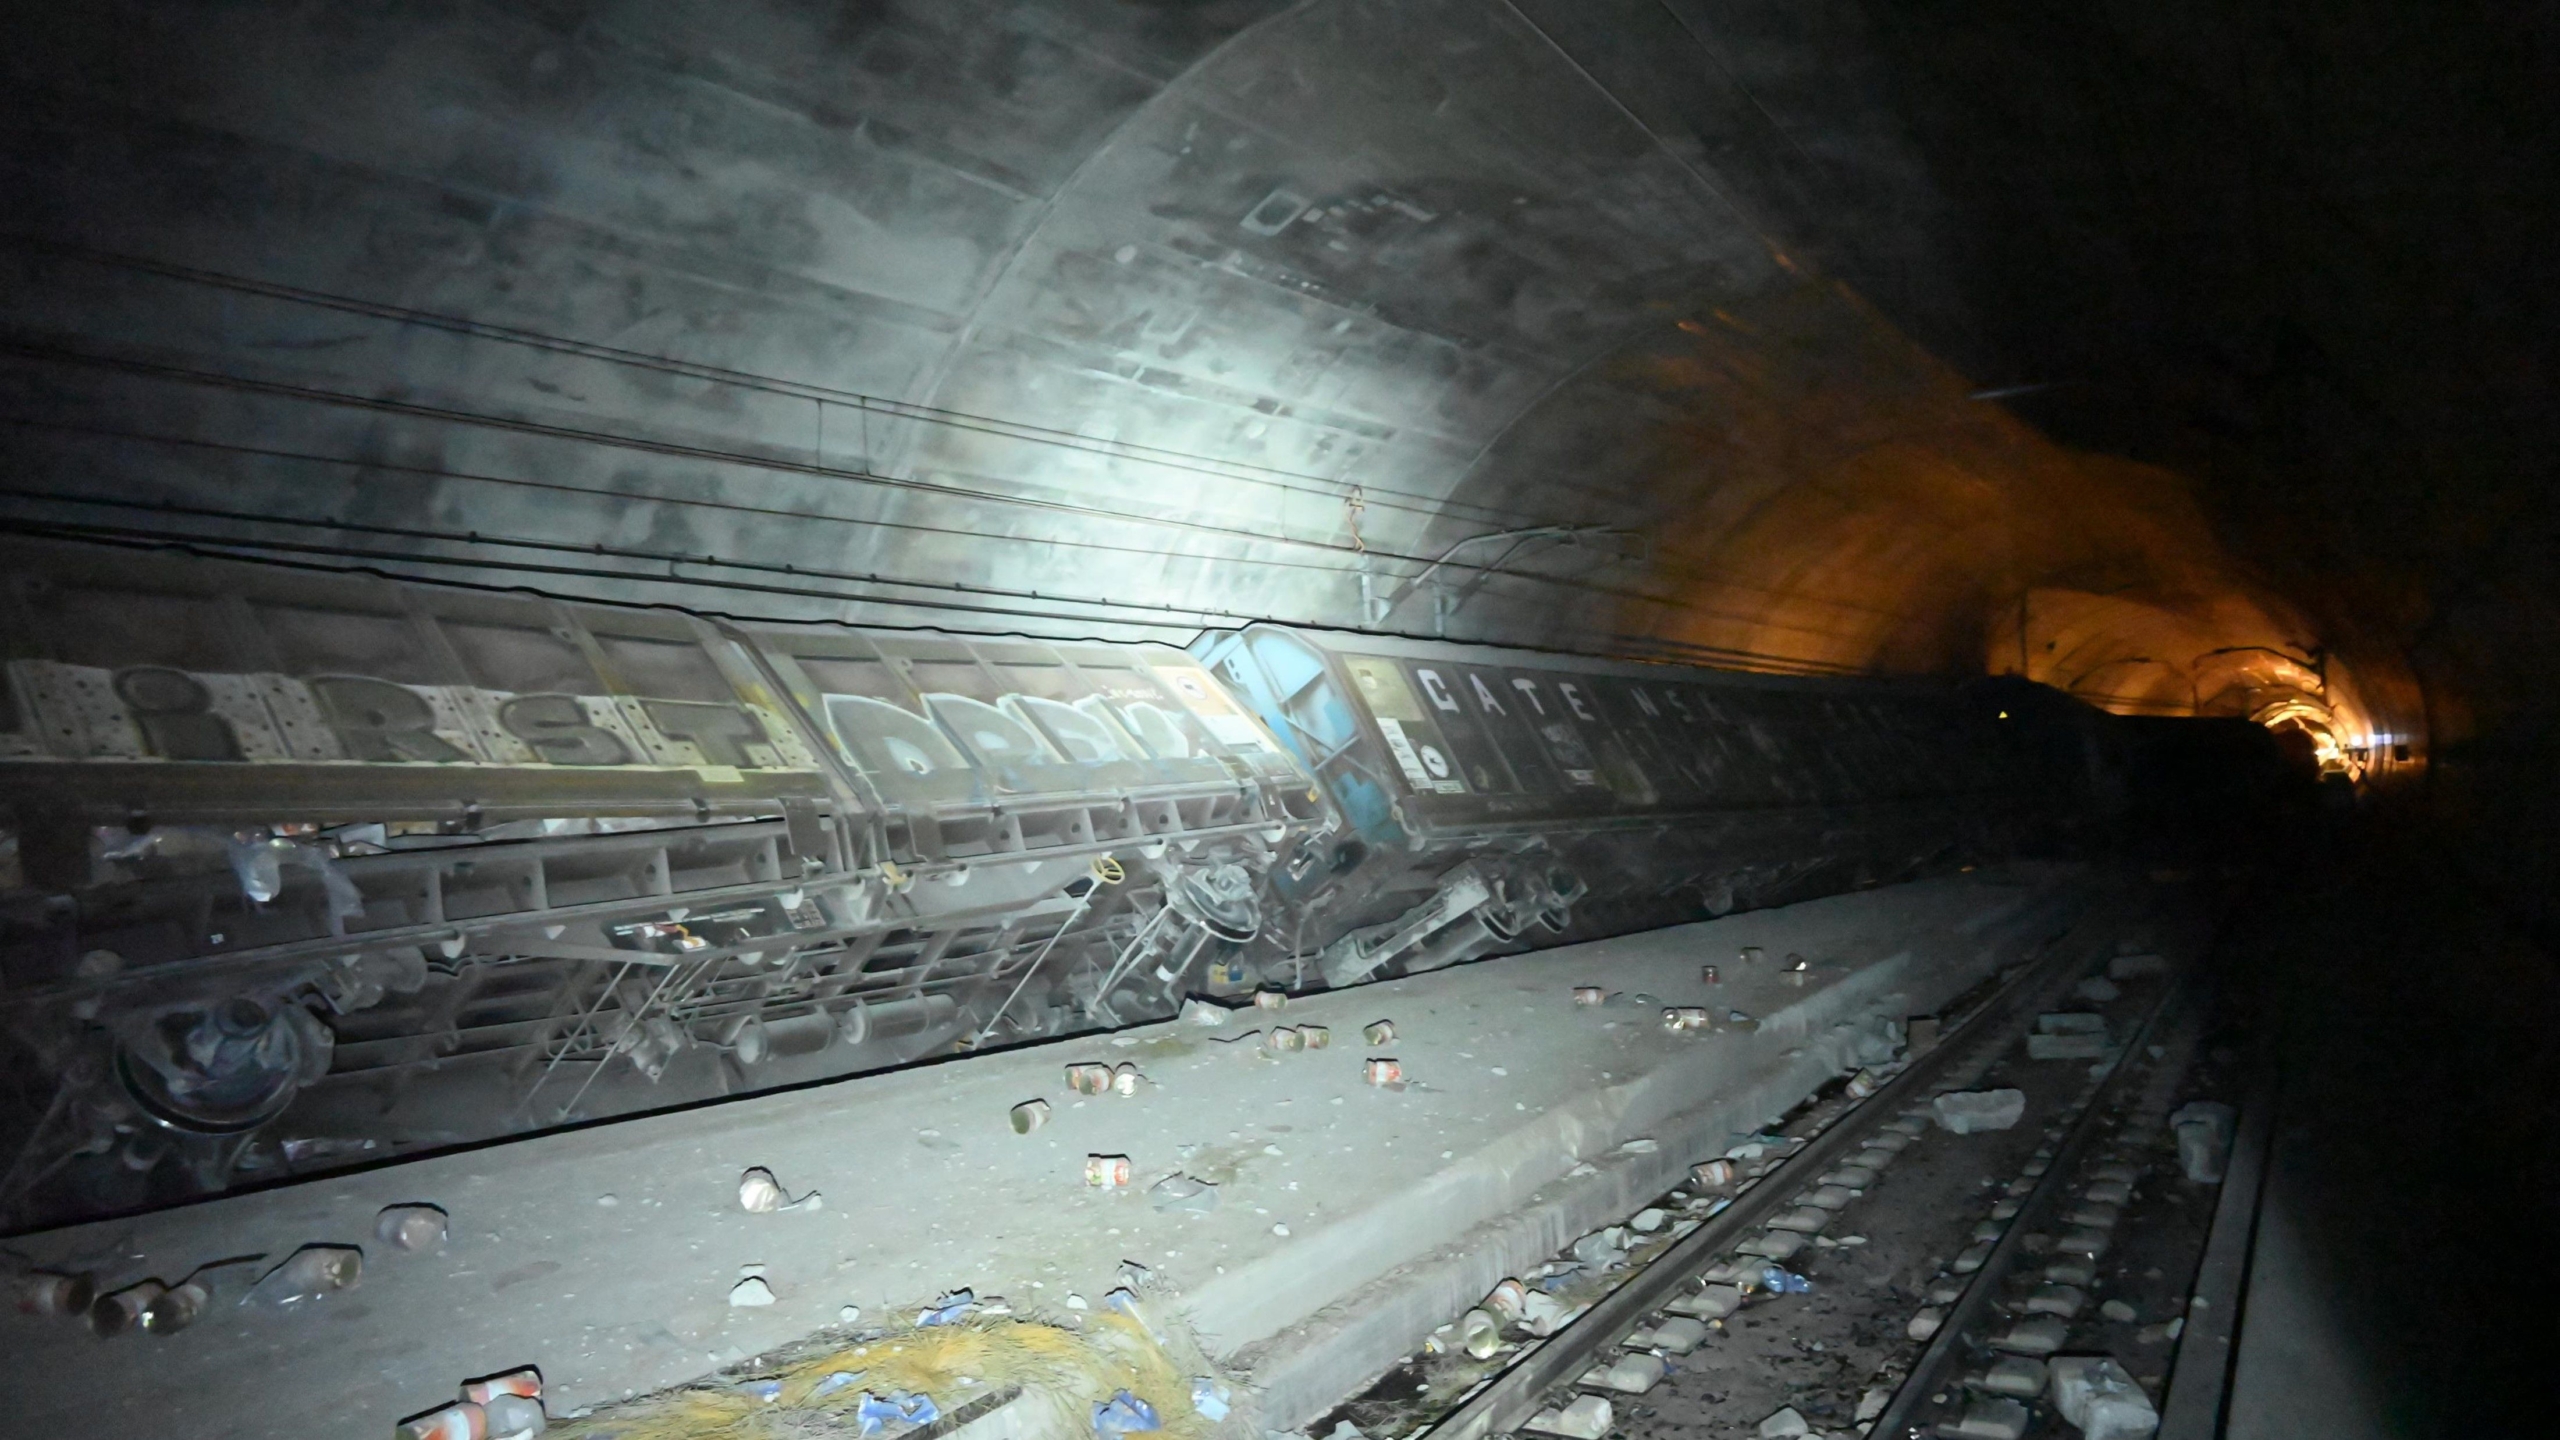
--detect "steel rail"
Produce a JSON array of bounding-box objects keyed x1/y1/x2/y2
[
  {"x1": 1862, "y1": 972, "x2": 2185, "y2": 1439},
  {"x1": 2157, "y1": 1062, "x2": 2279, "y2": 1439},
  {"x1": 1419, "y1": 893, "x2": 2124, "y2": 1440}
]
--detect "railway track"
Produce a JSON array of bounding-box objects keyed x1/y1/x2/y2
[{"x1": 1305, "y1": 893, "x2": 2254, "y2": 1440}]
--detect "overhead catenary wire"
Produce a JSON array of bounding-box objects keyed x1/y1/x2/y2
[{"x1": 0, "y1": 235, "x2": 1547, "y2": 531}]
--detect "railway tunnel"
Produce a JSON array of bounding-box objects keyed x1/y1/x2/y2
[{"x1": 0, "y1": 4, "x2": 2549, "y2": 1438}]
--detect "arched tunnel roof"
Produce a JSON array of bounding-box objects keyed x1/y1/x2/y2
[{"x1": 4, "y1": 1, "x2": 2547, "y2": 795}]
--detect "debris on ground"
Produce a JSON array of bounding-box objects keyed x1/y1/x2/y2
[
  {"x1": 1364, "y1": 1058, "x2": 1403, "y2": 1086},
  {"x1": 1302, "y1": 1025, "x2": 1331, "y2": 1049},
  {"x1": 1363, "y1": 1020, "x2": 1395, "y2": 1045},
  {"x1": 2074, "y1": 976, "x2": 2122, "y2": 1002},
  {"x1": 1579, "y1": 1353, "x2": 1666, "y2": 1393},
  {"x1": 858, "y1": 1390, "x2": 940, "y2": 1436},
  {"x1": 1092, "y1": 1388, "x2": 1161, "y2": 1435},
  {"x1": 1932, "y1": 1088, "x2": 2028, "y2": 1133},
  {"x1": 738, "y1": 1168, "x2": 786, "y2": 1213},
  {"x1": 1087, "y1": 1155, "x2": 1133, "y2": 1188},
  {"x1": 1759, "y1": 1265, "x2": 1813, "y2": 1294},
  {"x1": 1524, "y1": 1393, "x2": 1612, "y2": 1437},
  {"x1": 1188, "y1": 1378, "x2": 1231, "y2": 1423},
  {"x1": 1180, "y1": 999, "x2": 1235, "y2": 1026},
  {"x1": 2170, "y1": 1101, "x2": 2236, "y2": 1182},
  {"x1": 245, "y1": 1245, "x2": 363, "y2": 1308},
  {"x1": 14, "y1": 1269, "x2": 93, "y2": 1319},
  {"x1": 376, "y1": 1203, "x2": 449, "y2": 1252},
  {"x1": 917, "y1": 1289, "x2": 978, "y2": 1326},
  {"x1": 140, "y1": 1276, "x2": 208, "y2": 1334},
  {"x1": 89, "y1": 1281, "x2": 161, "y2": 1337},
  {"x1": 1148, "y1": 1174, "x2": 1220, "y2": 1214},
  {"x1": 729, "y1": 1275, "x2": 776, "y2": 1307},
  {"x1": 1011, "y1": 1100, "x2": 1051, "y2": 1134},
  {"x1": 2049, "y1": 1356, "x2": 2160, "y2": 1440},
  {"x1": 1253, "y1": 989, "x2": 1287, "y2": 1010},
  {"x1": 1757, "y1": 1404, "x2": 1810, "y2": 1437}
]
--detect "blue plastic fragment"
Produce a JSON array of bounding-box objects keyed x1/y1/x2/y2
[
  {"x1": 740, "y1": 1379, "x2": 783, "y2": 1403},
  {"x1": 1093, "y1": 1388, "x2": 1162, "y2": 1436},
  {"x1": 856, "y1": 1391, "x2": 940, "y2": 1436},
  {"x1": 1759, "y1": 1265, "x2": 1813, "y2": 1294},
  {"x1": 1189, "y1": 1378, "x2": 1231, "y2": 1423},
  {"x1": 813, "y1": 1372, "x2": 862, "y2": 1398},
  {"x1": 917, "y1": 1288, "x2": 977, "y2": 1326}
]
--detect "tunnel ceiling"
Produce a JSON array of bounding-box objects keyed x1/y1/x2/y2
[{"x1": 6, "y1": 0, "x2": 2552, "y2": 784}]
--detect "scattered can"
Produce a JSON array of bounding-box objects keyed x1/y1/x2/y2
[
  {"x1": 139, "y1": 1279, "x2": 208, "y2": 1336},
  {"x1": 738, "y1": 1167, "x2": 785, "y2": 1213},
  {"x1": 1572, "y1": 987, "x2": 1604, "y2": 1006},
  {"x1": 462, "y1": 1368, "x2": 544, "y2": 1405},
  {"x1": 1265, "y1": 1026, "x2": 1303, "y2": 1053},
  {"x1": 1363, "y1": 1020, "x2": 1396, "y2": 1046},
  {"x1": 247, "y1": 1245, "x2": 363, "y2": 1306},
  {"x1": 1253, "y1": 989, "x2": 1287, "y2": 1011},
  {"x1": 1691, "y1": 1159, "x2": 1738, "y2": 1188},
  {"x1": 1662, "y1": 1007, "x2": 1712, "y2": 1032},
  {"x1": 1484, "y1": 1277, "x2": 1529, "y2": 1322},
  {"x1": 375, "y1": 1203, "x2": 449, "y2": 1252},
  {"x1": 87, "y1": 1280, "x2": 164, "y2": 1337},
  {"x1": 1701, "y1": 965, "x2": 1720, "y2": 985},
  {"x1": 1300, "y1": 1025, "x2": 1330, "y2": 1050},
  {"x1": 1110, "y1": 1063, "x2": 1142, "y2": 1096},
  {"x1": 483, "y1": 1393, "x2": 545, "y2": 1439},
  {"x1": 1364, "y1": 1058, "x2": 1403, "y2": 1086},
  {"x1": 1067, "y1": 1063, "x2": 1112, "y2": 1096},
  {"x1": 1086, "y1": 1154, "x2": 1133, "y2": 1188},
  {"x1": 1739, "y1": 946, "x2": 1765, "y2": 965},
  {"x1": 1009, "y1": 1099, "x2": 1052, "y2": 1135},
  {"x1": 397, "y1": 1402, "x2": 490, "y2": 1440},
  {"x1": 1845, "y1": 1069, "x2": 1881, "y2": 1099},
  {"x1": 14, "y1": 1271, "x2": 94, "y2": 1319}
]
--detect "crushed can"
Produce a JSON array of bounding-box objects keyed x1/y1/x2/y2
[
  {"x1": 1364, "y1": 1058, "x2": 1403, "y2": 1086},
  {"x1": 13, "y1": 1271, "x2": 94, "y2": 1319},
  {"x1": 375, "y1": 1203, "x2": 449, "y2": 1252},
  {"x1": 397, "y1": 1402, "x2": 489, "y2": 1440},
  {"x1": 1363, "y1": 1020, "x2": 1396, "y2": 1046},
  {"x1": 87, "y1": 1279, "x2": 165, "y2": 1337},
  {"x1": 1085, "y1": 1154, "x2": 1132, "y2": 1188},
  {"x1": 140, "y1": 1279, "x2": 208, "y2": 1335},
  {"x1": 246, "y1": 1244, "x2": 362, "y2": 1306},
  {"x1": 461, "y1": 1369, "x2": 543, "y2": 1405}
]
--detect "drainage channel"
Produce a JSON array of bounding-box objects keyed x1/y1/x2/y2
[{"x1": 1303, "y1": 891, "x2": 2247, "y2": 1440}]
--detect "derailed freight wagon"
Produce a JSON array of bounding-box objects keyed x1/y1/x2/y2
[
  {"x1": 1191, "y1": 626, "x2": 2050, "y2": 987},
  {"x1": 0, "y1": 538, "x2": 1322, "y2": 1226}
]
